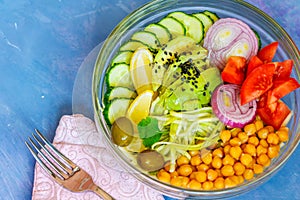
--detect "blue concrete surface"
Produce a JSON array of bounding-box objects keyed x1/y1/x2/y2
[{"x1": 0, "y1": 0, "x2": 299, "y2": 199}]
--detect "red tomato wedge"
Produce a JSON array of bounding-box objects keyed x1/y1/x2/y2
[
  {"x1": 241, "y1": 63, "x2": 276, "y2": 105},
  {"x1": 273, "y1": 59, "x2": 293, "y2": 80},
  {"x1": 257, "y1": 100, "x2": 291, "y2": 130},
  {"x1": 246, "y1": 55, "x2": 263, "y2": 76},
  {"x1": 221, "y1": 56, "x2": 247, "y2": 85},
  {"x1": 257, "y1": 41, "x2": 279, "y2": 63},
  {"x1": 267, "y1": 78, "x2": 300, "y2": 104}
]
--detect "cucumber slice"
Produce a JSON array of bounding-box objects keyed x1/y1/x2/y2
[
  {"x1": 193, "y1": 12, "x2": 214, "y2": 35},
  {"x1": 106, "y1": 63, "x2": 134, "y2": 89},
  {"x1": 103, "y1": 98, "x2": 132, "y2": 125},
  {"x1": 111, "y1": 51, "x2": 133, "y2": 65},
  {"x1": 252, "y1": 28, "x2": 262, "y2": 50},
  {"x1": 104, "y1": 87, "x2": 137, "y2": 103},
  {"x1": 203, "y1": 10, "x2": 219, "y2": 22},
  {"x1": 158, "y1": 16, "x2": 186, "y2": 39},
  {"x1": 131, "y1": 31, "x2": 160, "y2": 51},
  {"x1": 167, "y1": 11, "x2": 204, "y2": 43},
  {"x1": 144, "y1": 23, "x2": 171, "y2": 45},
  {"x1": 120, "y1": 40, "x2": 149, "y2": 52}
]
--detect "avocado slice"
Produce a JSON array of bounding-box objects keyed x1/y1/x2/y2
[
  {"x1": 161, "y1": 66, "x2": 222, "y2": 111},
  {"x1": 161, "y1": 45, "x2": 208, "y2": 90},
  {"x1": 152, "y1": 36, "x2": 197, "y2": 91}
]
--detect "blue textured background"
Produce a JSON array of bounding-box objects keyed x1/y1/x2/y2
[{"x1": 0, "y1": 0, "x2": 299, "y2": 199}]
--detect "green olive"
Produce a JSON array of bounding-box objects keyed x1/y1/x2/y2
[
  {"x1": 137, "y1": 150, "x2": 165, "y2": 172},
  {"x1": 111, "y1": 117, "x2": 134, "y2": 147}
]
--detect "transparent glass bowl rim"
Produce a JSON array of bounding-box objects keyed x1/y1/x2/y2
[{"x1": 92, "y1": 0, "x2": 300, "y2": 198}]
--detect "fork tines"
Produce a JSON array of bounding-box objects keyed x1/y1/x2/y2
[{"x1": 25, "y1": 129, "x2": 79, "y2": 181}]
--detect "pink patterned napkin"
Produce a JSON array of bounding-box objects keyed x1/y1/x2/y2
[{"x1": 32, "y1": 114, "x2": 164, "y2": 200}]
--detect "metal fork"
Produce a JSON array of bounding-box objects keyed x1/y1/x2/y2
[{"x1": 25, "y1": 129, "x2": 115, "y2": 200}]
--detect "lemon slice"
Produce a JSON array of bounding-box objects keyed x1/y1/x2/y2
[
  {"x1": 130, "y1": 47, "x2": 153, "y2": 94},
  {"x1": 127, "y1": 90, "x2": 154, "y2": 124}
]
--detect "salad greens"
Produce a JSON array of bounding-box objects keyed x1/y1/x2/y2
[{"x1": 137, "y1": 117, "x2": 164, "y2": 147}]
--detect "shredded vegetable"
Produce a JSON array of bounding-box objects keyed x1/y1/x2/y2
[{"x1": 150, "y1": 107, "x2": 224, "y2": 172}]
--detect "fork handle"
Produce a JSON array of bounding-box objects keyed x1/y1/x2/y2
[{"x1": 91, "y1": 184, "x2": 115, "y2": 200}]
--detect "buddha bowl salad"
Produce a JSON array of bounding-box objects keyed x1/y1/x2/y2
[{"x1": 103, "y1": 10, "x2": 300, "y2": 190}]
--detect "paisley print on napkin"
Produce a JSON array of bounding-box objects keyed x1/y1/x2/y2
[{"x1": 32, "y1": 114, "x2": 164, "y2": 200}]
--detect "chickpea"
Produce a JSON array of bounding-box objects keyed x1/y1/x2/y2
[
  {"x1": 170, "y1": 171, "x2": 179, "y2": 178},
  {"x1": 207, "y1": 169, "x2": 218, "y2": 181},
  {"x1": 256, "y1": 144, "x2": 268, "y2": 157},
  {"x1": 170, "y1": 176, "x2": 183, "y2": 187},
  {"x1": 229, "y1": 175, "x2": 240, "y2": 185},
  {"x1": 197, "y1": 164, "x2": 209, "y2": 172},
  {"x1": 202, "y1": 181, "x2": 214, "y2": 190},
  {"x1": 233, "y1": 162, "x2": 246, "y2": 176},
  {"x1": 221, "y1": 165, "x2": 235, "y2": 177},
  {"x1": 265, "y1": 125, "x2": 275, "y2": 133},
  {"x1": 220, "y1": 130, "x2": 231, "y2": 143},
  {"x1": 195, "y1": 171, "x2": 207, "y2": 183},
  {"x1": 257, "y1": 127, "x2": 269, "y2": 139},
  {"x1": 190, "y1": 171, "x2": 197, "y2": 179},
  {"x1": 279, "y1": 126, "x2": 289, "y2": 132},
  {"x1": 240, "y1": 153, "x2": 253, "y2": 167},
  {"x1": 224, "y1": 177, "x2": 237, "y2": 188},
  {"x1": 178, "y1": 164, "x2": 193, "y2": 177},
  {"x1": 201, "y1": 152, "x2": 213, "y2": 165},
  {"x1": 231, "y1": 128, "x2": 242, "y2": 137},
  {"x1": 267, "y1": 145, "x2": 280, "y2": 159},
  {"x1": 267, "y1": 133, "x2": 280, "y2": 145},
  {"x1": 215, "y1": 169, "x2": 222, "y2": 177},
  {"x1": 244, "y1": 123, "x2": 256, "y2": 136},
  {"x1": 187, "y1": 179, "x2": 202, "y2": 190},
  {"x1": 177, "y1": 155, "x2": 189, "y2": 166},
  {"x1": 223, "y1": 144, "x2": 231, "y2": 155},
  {"x1": 253, "y1": 163, "x2": 264, "y2": 174},
  {"x1": 212, "y1": 148, "x2": 224, "y2": 158},
  {"x1": 237, "y1": 175, "x2": 245, "y2": 184},
  {"x1": 257, "y1": 153, "x2": 271, "y2": 167},
  {"x1": 181, "y1": 176, "x2": 190, "y2": 188},
  {"x1": 248, "y1": 136, "x2": 259, "y2": 146},
  {"x1": 243, "y1": 143, "x2": 256, "y2": 157},
  {"x1": 212, "y1": 156, "x2": 222, "y2": 169},
  {"x1": 190, "y1": 154, "x2": 201, "y2": 166},
  {"x1": 229, "y1": 146, "x2": 242, "y2": 160},
  {"x1": 259, "y1": 139, "x2": 269, "y2": 148},
  {"x1": 229, "y1": 137, "x2": 242, "y2": 146},
  {"x1": 189, "y1": 150, "x2": 200, "y2": 157},
  {"x1": 214, "y1": 177, "x2": 225, "y2": 189},
  {"x1": 222, "y1": 154, "x2": 235, "y2": 166},
  {"x1": 243, "y1": 169, "x2": 254, "y2": 180},
  {"x1": 254, "y1": 119, "x2": 264, "y2": 131},
  {"x1": 238, "y1": 132, "x2": 248, "y2": 144},
  {"x1": 157, "y1": 169, "x2": 171, "y2": 183},
  {"x1": 277, "y1": 129, "x2": 289, "y2": 142}
]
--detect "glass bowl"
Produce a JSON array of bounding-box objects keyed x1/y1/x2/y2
[{"x1": 92, "y1": 0, "x2": 300, "y2": 198}]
